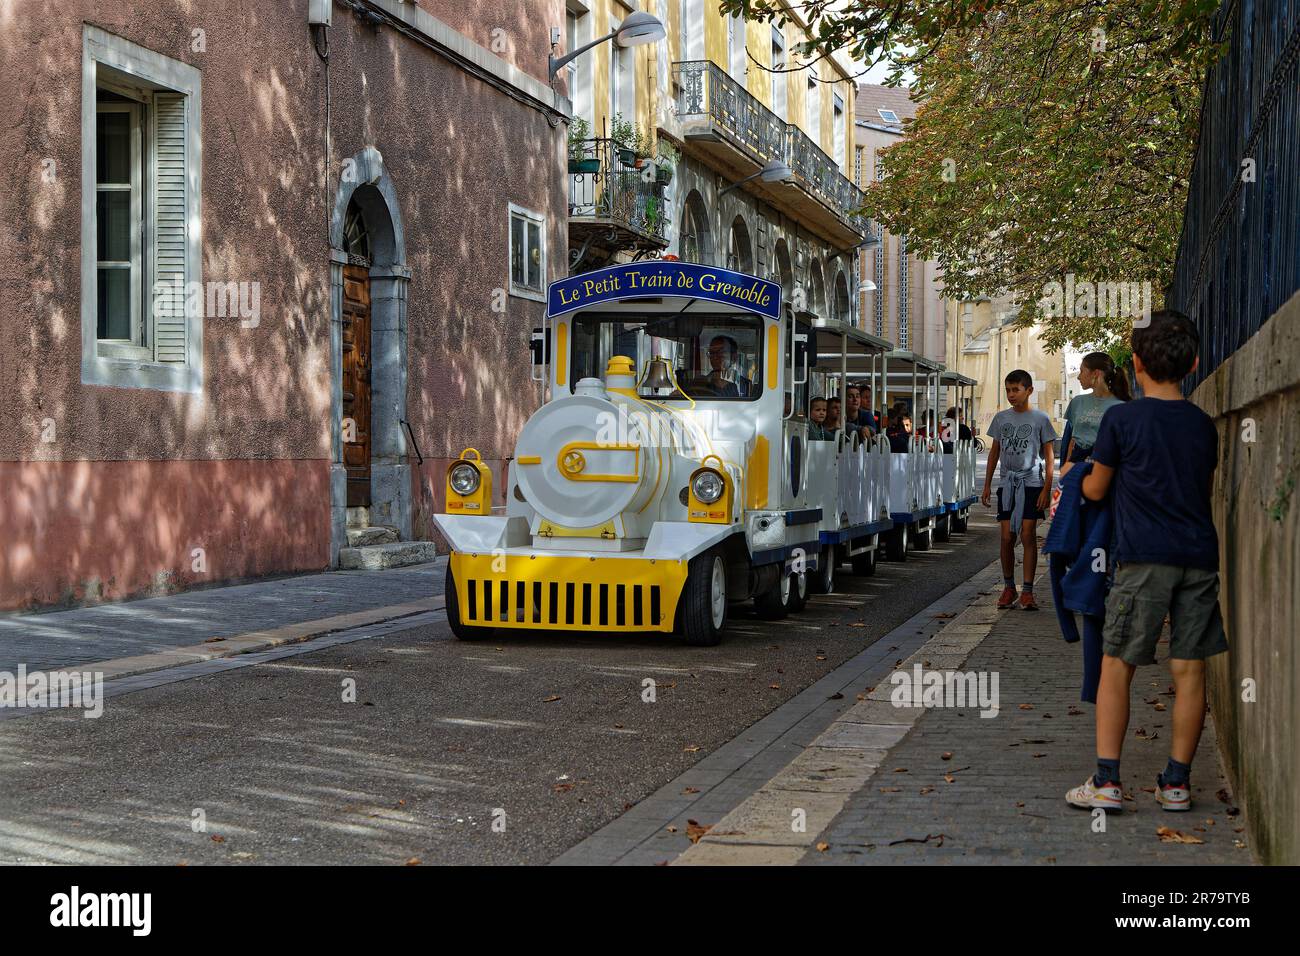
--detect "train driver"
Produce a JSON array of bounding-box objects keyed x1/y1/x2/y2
[{"x1": 703, "y1": 335, "x2": 754, "y2": 397}]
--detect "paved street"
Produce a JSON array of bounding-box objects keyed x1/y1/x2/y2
[
  {"x1": 0, "y1": 507, "x2": 1248, "y2": 866},
  {"x1": 0, "y1": 516, "x2": 999, "y2": 865}
]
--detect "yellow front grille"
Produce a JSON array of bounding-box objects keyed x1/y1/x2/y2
[{"x1": 450, "y1": 553, "x2": 687, "y2": 632}]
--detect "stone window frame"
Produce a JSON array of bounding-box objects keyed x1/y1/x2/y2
[
  {"x1": 508, "y1": 201, "x2": 547, "y2": 303},
  {"x1": 80, "y1": 25, "x2": 203, "y2": 393}
]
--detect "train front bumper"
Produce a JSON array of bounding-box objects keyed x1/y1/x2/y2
[{"x1": 448, "y1": 552, "x2": 688, "y2": 633}]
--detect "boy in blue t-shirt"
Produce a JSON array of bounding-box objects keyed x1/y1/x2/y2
[{"x1": 1065, "y1": 311, "x2": 1228, "y2": 815}]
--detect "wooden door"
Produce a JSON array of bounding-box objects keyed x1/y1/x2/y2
[{"x1": 342, "y1": 264, "x2": 372, "y2": 508}]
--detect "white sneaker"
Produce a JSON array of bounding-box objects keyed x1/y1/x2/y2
[
  {"x1": 1066, "y1": 776, "x2": 1124, "y2": 812},
  {"x1": 1156, "y1": 780, "x2": 1192, "y2": 811}
]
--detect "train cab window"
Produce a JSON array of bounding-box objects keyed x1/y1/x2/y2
[{"x1": 570, "y1": 312, "x2": 764, "y2": 400}]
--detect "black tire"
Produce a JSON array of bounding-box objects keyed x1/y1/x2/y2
[
  {"x1": 850, "y1": 542, "x2": 877, "y2": 576},
  {"x1": 810, "y1": 546, "x2": 835, "y2": 594},
  {"x1": 754, "y1": 568, "x2": 792, "y2": 620},
  {"x1": 934, "y1": 512, "x2": 952, "y2": 543},
  {"x1": 913, "y1": 522, "x2": 934, "y2": 552},
  {"x1": 445, "y1": 564, "x2": 496, "y2": 641},
  {"x1": 952, "y1": 509, "x2": 970, "y2": 534},
  {"x1": 788, "y1": 571, "x2": 809, "y2": 612},
  {"x1": 885, "y1": 523, "x2": 909, "y2": 561},
  {"x1": 678, "y1": 550, "x2": 728, "y2": 646}
]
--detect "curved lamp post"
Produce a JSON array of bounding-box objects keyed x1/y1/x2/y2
[{"x1": 549, "y1": 11, "x2": 666, "y2": 84}]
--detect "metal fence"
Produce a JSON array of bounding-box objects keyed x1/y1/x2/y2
[
  {"x1": 568, "y1": 137, "x2": 669, "y2": 242},
  {"x1": 1168, "y1": 0, "x2": 1300, "y2": 390}
]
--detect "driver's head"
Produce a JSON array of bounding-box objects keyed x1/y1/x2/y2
[{"x1": 708, "y1": 335, "x2": 738, "y2": 373}]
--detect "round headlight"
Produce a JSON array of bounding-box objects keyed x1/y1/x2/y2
[
  {"x1": 692, "y1": 469, "x2": 724, "y2": 504},
  {"x1": 450, "y1": 463, "x2": 481, "y2": 496}
]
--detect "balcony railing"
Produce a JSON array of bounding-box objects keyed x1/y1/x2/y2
[
  {"x1": 568, "y1": 137, "x2": 669, "y2": 243},
  {"x1": 672, "y1": 60, "x2": 867, "y2": 237},
  {"x1": 673, "y1": 60, "x2": 786, "y2": 167}
]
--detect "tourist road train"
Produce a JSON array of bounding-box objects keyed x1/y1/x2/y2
[{"x1": 434, "y1": 261, "x2": 978, "y2": 645}]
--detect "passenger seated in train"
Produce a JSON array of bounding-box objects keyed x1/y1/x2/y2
[
  {"x1": 941, "y1": 405, "x2": 974, "y2": 453},
  {"x1": 824, "y1": 397, "x2": 842, "y2": 436},
  {"x1": 886, "y1": 408, "x2": 913, "y2": 453},
  {"x1": 809, "y1": 397, "x2": 833, "y2": 440}
]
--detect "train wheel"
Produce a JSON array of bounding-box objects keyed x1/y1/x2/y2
[
  {"x1": 445, "y1": 564, "x2": 496, "y2": 642},
  {"x1": 952, "y1": 509, "x2": 969, "y2": 534},
  {"x1": 914, "y1": 522, "x2": 934, "y2": 552},
  {"x1": 788, "y1": 571, "x2": 809, "y2": 612},
  {"x1": 934, "y1": 513, "x2": 952, "y2": 543},
  {"x1": 850, "y1": 544, "x2": 877, "y2": 576},
  {"x1": 679, "y1": 550, "x2": 727, "y2": 646},
  {"x1": 754, "y1": 569, "x2": 792, "y2": 620},
  {"x1": 811, "y1": 546, "x2": 835, "y2": 594},
  {"x1": 886, "y1": 524, "x2": 909, "y2": 561}
]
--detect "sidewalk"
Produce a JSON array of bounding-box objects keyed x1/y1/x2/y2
[
  {"x1": 562, "y1": 556, "x2": 1251, "y2": 865},
  {"x1": 0, "y1": 560, "x2": 444, "y2": 675}
]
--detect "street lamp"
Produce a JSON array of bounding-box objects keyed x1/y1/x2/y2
[
  {"x1": 549, "y1": 11, "x2": 666, "y2": 84},
  {"x1": 719, "y1": 159, "x2": 794, "y2": 196}
]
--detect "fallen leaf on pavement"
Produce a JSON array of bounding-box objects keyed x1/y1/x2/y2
[
  {"x1": 210, "y1": 835, "x2": 225, "y2": 844},
  {"x1": 682, "y1": 787, "x2": 700, "y2": 795},
  {"x1": 816, "y1": 842, "x2": 830, "y2": 852},
  {"x1": 684, "y1": 744, "x2": 700, "y2": 753},
  {"x1": 1019, "y1": 703, "x2": 1034, "y2": 710},
  {"x1": 893, "y1": 767, "x2": 909, "y2": 773},
  {"x1": 816, "y1": 655, "x2": 827, "y2": 661},
  {"x1": 879, "y1": 787, "x2": 902, "y2": 793},
  {"x1": 543, "y1": 695, "x2": 562, "y2": 703},
  {"x1": 685, "y1": 820, "x2": 711, "y2": 844},
  {"x1": 856, "y1": 693, "x2": 867, "y2": 701},
  {"x1": 666, "y1": 826, "x2": 677, "y2": 833},
  {"x1": 933, "y1": 612, "x2": 956, "y2": 619},
  {"x1": 769, "y1": 683, "x2": 781, "y2": 690},
  {"x1": 920, "y1": 787, "x2": 935, "y2": 795},
  {"x1": 553, "y1": 783, "x2": 575, "y2": 793},
  {"x1": 1157, "y1": 826, "x2": 1203, "y2": 844},
  {"x1": 941, "y1": 751, "x2": 953, "y2": 761}
]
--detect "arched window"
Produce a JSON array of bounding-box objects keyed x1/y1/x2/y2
[
  {"x1": 774, "y1": 237, "x2": 793, "y2": 302},
  {"x1": 808, "y1": 258, "x2": 826, "y2": 317},
  {"x1": 727, "y1": 215, "x2": 753, "y2": 274},
  {"x1": 680, "y1": 189, "x2": 712, "y2": 264},
  {"x1": 343, "y1": 199, "x2": 370, "y2": 267},
  {"x1": 833, "y1": 267, "x2": 851, "y2": 323}
]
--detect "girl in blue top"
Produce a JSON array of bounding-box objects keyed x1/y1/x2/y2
[{"x1": 1061, "y1": 352, "x2": 1131, "y2": 476}]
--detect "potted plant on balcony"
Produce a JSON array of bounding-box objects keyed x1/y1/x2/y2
[
  {"x1": 655, "y1": 140, "x2": 679, "y2": 186},
  {"x1": 567, "y1": 117, "x2": 600, "y2": 174},
  {"x1": 611, "y1": 113, "x2": 638, "y2": 167}
]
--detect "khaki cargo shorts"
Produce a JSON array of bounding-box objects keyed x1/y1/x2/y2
[{"x1": 1102, "y1": 563, "x2": 1229, "y2": 666}]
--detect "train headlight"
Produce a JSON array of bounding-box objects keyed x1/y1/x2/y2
[
  {"x1": 450, "y1": 463, "x2": 481, "y2": 496},
  {"x1": 692, "y1": 470, "x2": 725, "y2": 504},
  {"x1": 445, "y1": 448, "x2": 492, "y2": 515}
]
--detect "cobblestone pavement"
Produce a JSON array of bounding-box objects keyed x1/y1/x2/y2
[
  {"x1": 803, "y1": 585, "x2": 1249, "y2": 865},
  {"x1": 0, "y1": 562, "x2": 442, "y2": 673}
]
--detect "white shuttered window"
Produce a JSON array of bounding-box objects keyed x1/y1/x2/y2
[{"x1": 81, "y1": 26, "x2": 203, "y2": 393}]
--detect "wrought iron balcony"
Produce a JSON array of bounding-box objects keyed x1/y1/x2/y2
[
  {"x1": 673, "y1": 60, "x2": 786, "y2": 167},
  {"x1": 671, "y1": 60, "x2": 869, "y2": 243},
  {"x1": 568, "y1": 136, "x2": 669, "y2": 271}
]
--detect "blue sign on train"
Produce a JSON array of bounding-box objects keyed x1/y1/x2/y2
[{"x1": 547, "y1": 261, "x2": 781, "y2": 321}]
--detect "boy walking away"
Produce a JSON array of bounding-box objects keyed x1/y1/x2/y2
[
  {"x1": 1066, "y1": 311, "x2": 1227, "y2": 814},
  {"x1": 981, "y1": 370, "x2": 1057, "y2": 610}
]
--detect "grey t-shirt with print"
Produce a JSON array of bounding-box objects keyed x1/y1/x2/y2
[{"x1": 989, "y1": 407, "x2": 1058, "y2": 485}]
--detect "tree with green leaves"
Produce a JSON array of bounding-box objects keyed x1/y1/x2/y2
[{"x1": 723, "y1": 0, "x2": 1222, "y2": 350}]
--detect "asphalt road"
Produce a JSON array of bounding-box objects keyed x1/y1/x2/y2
[{"x1": 0, "y1": 514, "x2": 1001, "y2": 865}]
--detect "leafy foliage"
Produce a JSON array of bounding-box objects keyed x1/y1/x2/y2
[{"x1": 722, "y1": 0, "x2": 1224, "y2": 350}]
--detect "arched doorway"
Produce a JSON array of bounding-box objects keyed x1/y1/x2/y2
[
  {"x1": 329, "y1": 148, "x2": 410, "y2": 564},
  {"x1": 774, "y1": 237, "x2": 793, "y2": 305},
  {"x1": 833, "y1": 267, "x2": 851, "y2": 324}
]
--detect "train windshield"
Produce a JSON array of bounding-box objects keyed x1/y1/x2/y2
[{"x1": 570, "y1": 311, "x2": 764, "y2": 400}]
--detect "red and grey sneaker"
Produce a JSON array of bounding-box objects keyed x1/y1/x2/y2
[
  {"x1": 1155, "y1": 779, "x2": 1192, "y2": 812},
  {"x1": 1066, "y1": 777, "x2": 1124, "y2": 813},
  {"x1": 997, "y1": 586, "x2": 1017, "y2": 609},
  {"x1": 1019, "y1": 591, "x2": 1039, "y2": 611}
]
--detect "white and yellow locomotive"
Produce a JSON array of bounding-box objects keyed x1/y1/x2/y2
[{"x1": 435, "y1": 261, "x2": 974, "y2": 645}]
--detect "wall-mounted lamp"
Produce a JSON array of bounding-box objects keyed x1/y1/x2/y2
[
  {"x1": 549, "y1": 11, "x2": 666, "y2": 85},
  {"x1": 719, "y1": 159, "x2": 794, "y2": 196}
]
